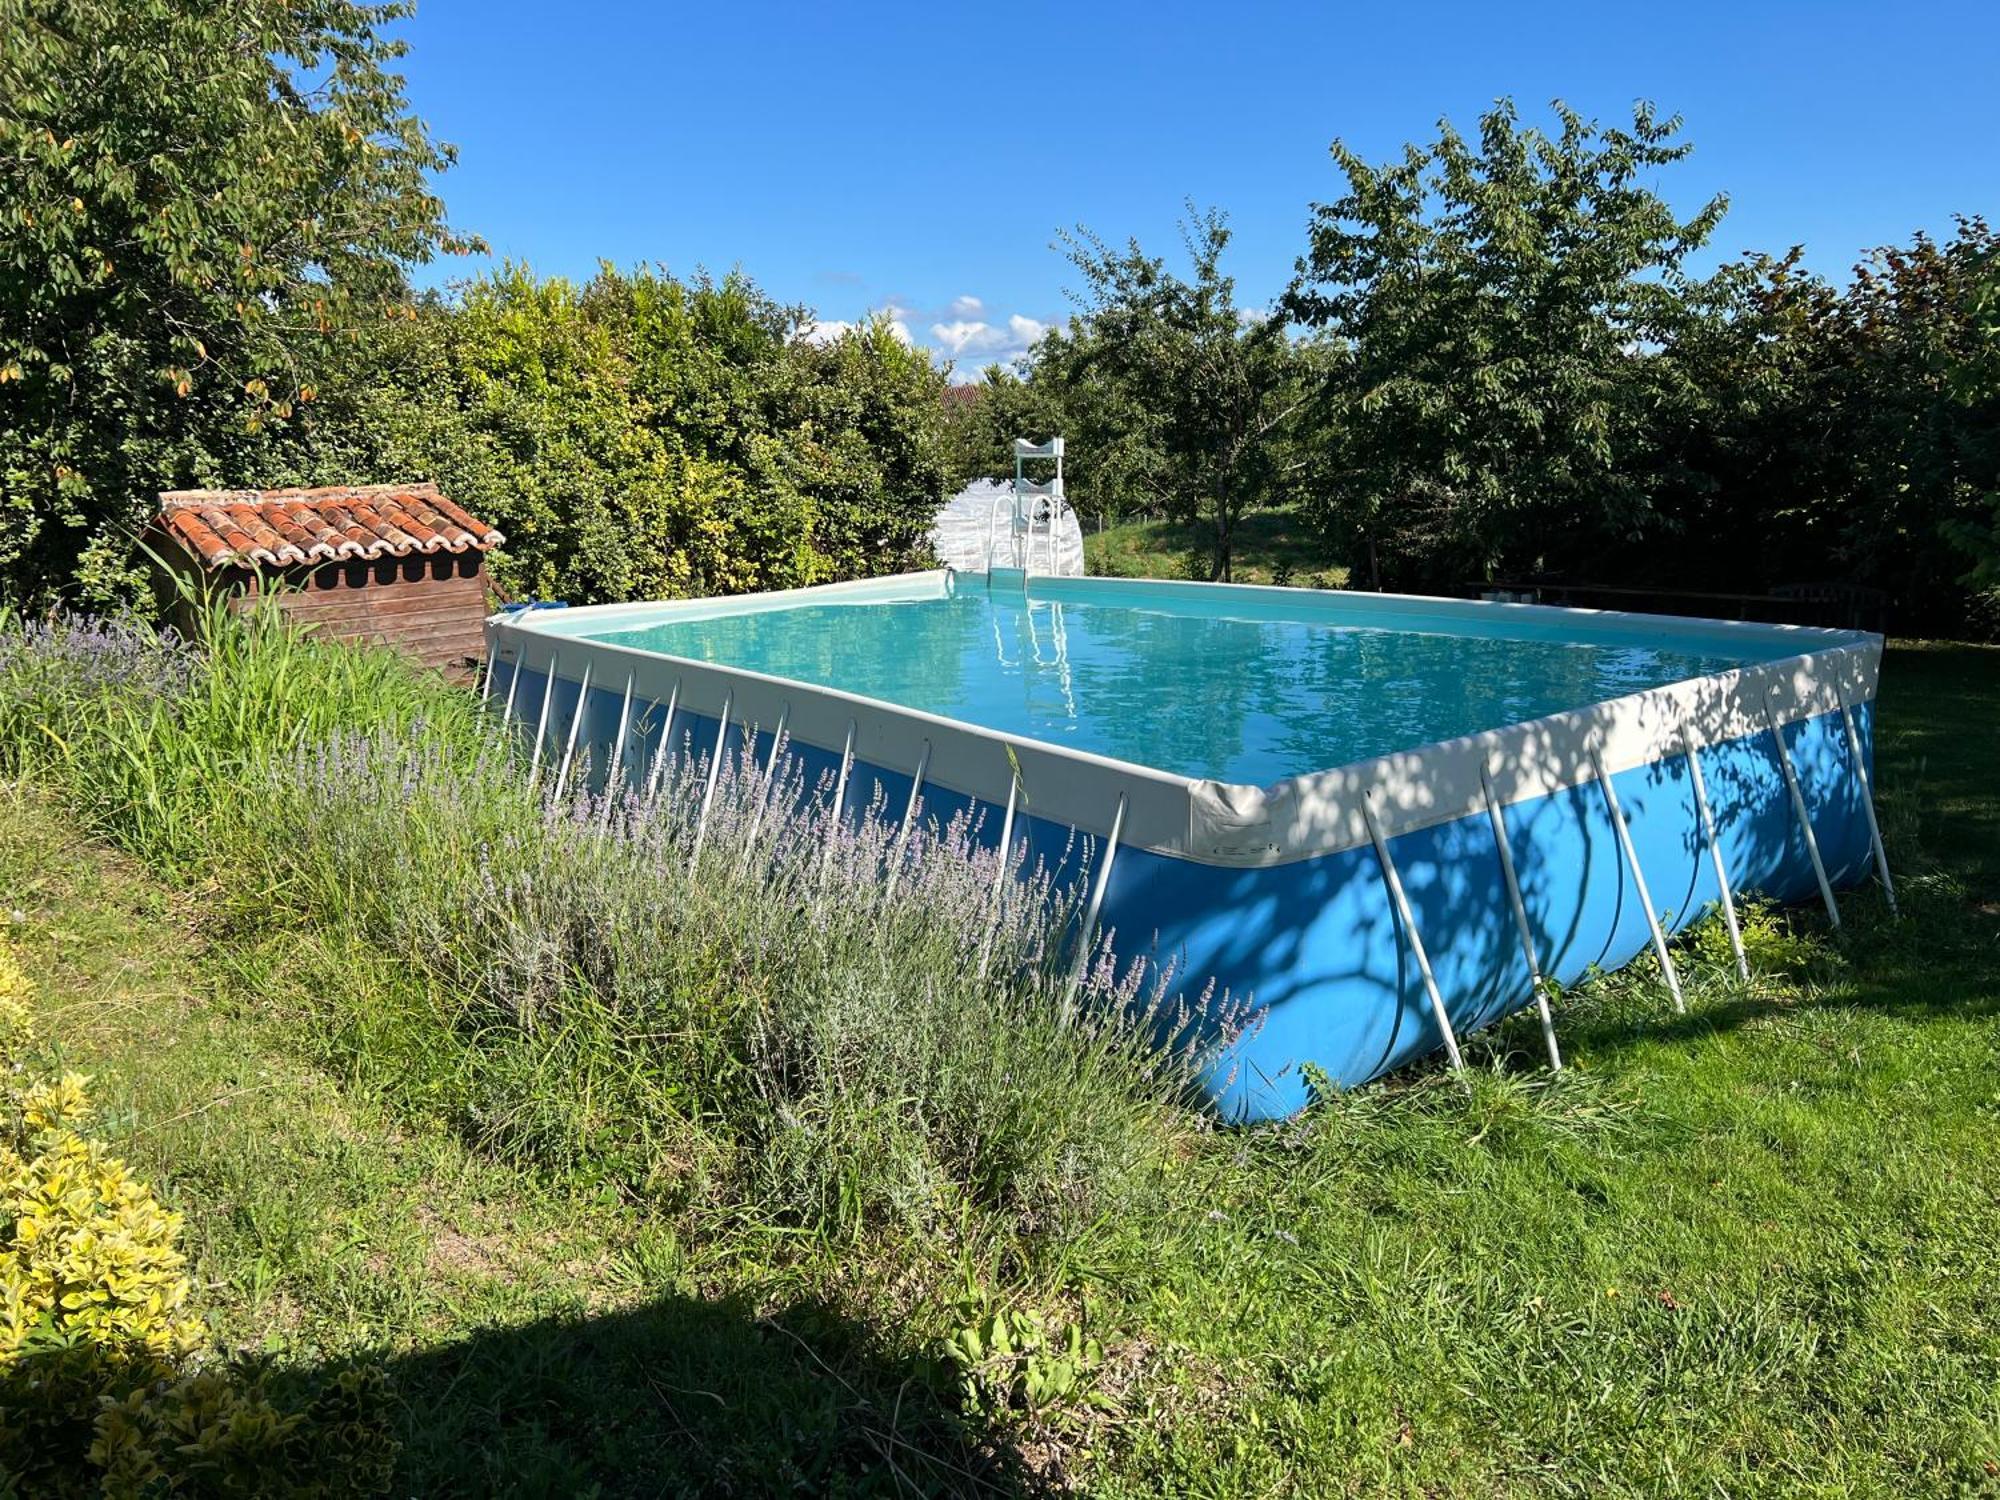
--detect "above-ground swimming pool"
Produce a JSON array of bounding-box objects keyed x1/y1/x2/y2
[{"x1": 484, "y1": 570, "x2": 1889, "y2": 1121}]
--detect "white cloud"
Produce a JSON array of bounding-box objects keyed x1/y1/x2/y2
[
  {"x1": 809, "y1": 294, "x2": 1047, "y2": 368},
  {"x1": 1006, "y1": 313, "x2": 1047, "y2": 344},
  {"x1": 798, "y1": 308, "x2": 914, "y2": 348},
  {"x1": 929, "y1": 311, "x2": 1049, "y2": 363},
  {"x1": 930, "y1": 319, "x2": 996, "y2": 356}
]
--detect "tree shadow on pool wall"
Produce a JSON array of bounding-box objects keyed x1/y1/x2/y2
[
  {"x1": 1098, "y1": 656, "x2": 1886, "y2": 1116},
  {"x1": 358, "y1": 1289, "x2": 1045, "y2": 1497}
]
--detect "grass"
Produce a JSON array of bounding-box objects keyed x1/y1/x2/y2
[
  {"x1": 1, "y1": 798, "x2": 1017, "y2": 1494},
  {"x1": 1084, "y1": 505, "x2": 1347, "y2": 588},
  {"x1": 2, "y1": 608, "x2": 1998, "y2": 1495}
]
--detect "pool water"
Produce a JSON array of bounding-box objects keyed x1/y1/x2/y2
[{"x1": 591, "y1": 583, "x2": 1774, "y2": 786}]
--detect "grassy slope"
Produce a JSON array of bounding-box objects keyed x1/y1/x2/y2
[
  {"x1": 4, "y1": 642, "x2": 1997, "y2": 1496},
  {"x1": 0, "y1": 802, "x2": 1006, "y2": 1495},
  {"x1": 1084, "y1": 506, "x2": 1347, "y2": 588}
]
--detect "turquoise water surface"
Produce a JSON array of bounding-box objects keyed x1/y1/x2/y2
[{"x1": 591, "y1": 584, "x2": 1774, "y2": 786}]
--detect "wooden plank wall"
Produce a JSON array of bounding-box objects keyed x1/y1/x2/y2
[{"x1": 233, "y1": 554, "x2": 490, "y2": 678}]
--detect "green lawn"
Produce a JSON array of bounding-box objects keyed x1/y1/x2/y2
[
  {"x1": 1085, "y1": 505, "x2": 1348, "y2": 588},
  {"x1": 4, "y1": 641, "x2": 1997, "y2": 1496}
]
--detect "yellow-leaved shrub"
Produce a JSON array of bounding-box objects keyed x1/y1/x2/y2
[{"x1": 0, "y1": 932, "x2": 396, "y2": 1496}]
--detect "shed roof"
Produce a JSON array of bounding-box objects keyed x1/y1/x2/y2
[{"x1": 156, "y1": 483, "x2": 504, "y2": 571}]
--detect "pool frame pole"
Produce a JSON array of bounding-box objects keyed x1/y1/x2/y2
[
  {"x1": 815, "y1": 719, "x2": 858, "y2": 883},
  {"x1": 478, "y1": 641, "x2": 496, "y2": 707},
  {"x1": 528, "y1": 650, "x2": 559, "y2": 785},
  {"x1": 1682, "y1": 728, "x2": 1749, "y2": 982},
  {"x1": 599, "y1": 671, "x2": 637, "y2": 827},
  {"x1": 1362, "y1": 790, "x2": 1465, "y2": 1073},
  {"x1": 1591, "y1": 752, "x2": 1687, "y2": 1013},
  {"x1": 828, "y1": 718, "x2": 857, "y2": 830},
  {"x1": 643, "y1": 680, "x2": 681, "y2": 806},
  {"x1": 552, "y1": 661, "x2": 592, "y2": 804},
  {"x1": 498, "y1": 648, "x2": 522, "y2": 729},
  {"x1": 976, "y1": 771, "x2": 1020, "y2": 982},
  {"x1": 1479, "y1": 763, "x2": 1561, "y2": 1070},
  {"x1": 1765, "y1": 688, "x2": 1841, "y2": 929},
  {"x1": 687, "y1": 690, "x2": 734, "y2": 871},
  {"x1": 735, "y1": 707, "x2": 790, "y2": 874},
  {"x1": 1064, "y1": 793, "x2": 1126, "y2": 1015},
  {"x1": 1835, "y1": 680, "x2": 1897, "y2": 916},
  {"x1": 883, "y1": 739, "x2": 932, "y2": 901}
]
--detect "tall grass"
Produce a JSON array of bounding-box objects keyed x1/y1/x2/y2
[{"x1": 0, "y1": 605, "x2": 1202, "y2": 1255}]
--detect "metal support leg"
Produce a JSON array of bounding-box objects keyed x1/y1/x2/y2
[
  {"x1": 552, "y1": 661, "x2": 592, "y2": 804},
  {"x1": 1683, "y1": 729, "x2": 1749, "y2": 982},
  {"x1": 976, "y1": 772, "x2": 1020, "y2": 981},
  {"x1": 600, "y1": 672, "x2": 637, "y2": 827},
  {"x1": 883, "y1": 739, "x2": 932, "y2": 901},
  {"x1": 1063, "y1": 794, "x2": 1126, "y2": 1013},
  {"x1": 478, "y1": 641, "x2": 496, "y2": 707},
  {"x1": 1361, "y1": 790, "x2": 1465, "y2": 1073},
  {"x1": 1592, "y1": 752, "x2": 1687, "y2": 1013},
  {"x1": 1766, "y1": 690, "x2": 1841, "y2": 928},
  {"x1": 1479, "y1": 764, "x2": 1560, "y2": 1070},
  {"x1": 735, "y1": 707, "x2": 789, "y2": 874},
  {"x1": 499, "y1": 649, "x2": 522, "y2": 729},
  {"x1": 827, "y1": 720, "x2": 857, "y2": 829},
  {"x1": 686, "y1": 691, "x2": 733, "y2": 871},
  {"x1": 528, "y1": 651, "x2": 559, "y2": 784},
  {"x1": 643, "y1": 680, "x2": 681, "y2": 806},
  {"x1": 1835, "y1": 681, "x2": 1897, "y2": 916}
]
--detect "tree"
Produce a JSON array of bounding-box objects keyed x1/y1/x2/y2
[
  {"x1": 1829, "y1": 220, "x2": 2000, "y2": 624},
  {"x1": 941, "y1": 337, "x2": 1172, "y2": 531},
  {"x1": 1058, "y1": 208, "x2": 1312, "y2": 580},
  {"x1": 1945, "y1": 229, "x2": 2000, "y2": 610},
  {"x1": 0, "y1": 0, "x2": 476, "y2": 603},
  {"x1": 1637, "y1": 219, "x2": 2000, "y2": 632},
  {"x1": 267, "y1": 264, "x2": 949, "y2": 604},
  {"x1": 1285, "y1": 100, "x2": 1730, "y2": 588}
]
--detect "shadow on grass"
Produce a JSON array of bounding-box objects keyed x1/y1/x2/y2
[
  {"x1": 356, "y1": 1290, "x2": 1043, "y2": 1498},
  {"x1": 1502, "y1": 888, "x2": 2000, "y2": 1068},
  {"x1": 1876, "y1": 641, "x2": 2000, "y2": 896}
]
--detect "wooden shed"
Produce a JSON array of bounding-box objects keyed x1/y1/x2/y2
[{"x1": 149, "y1": 483, "x2": 505, "y2": 677}]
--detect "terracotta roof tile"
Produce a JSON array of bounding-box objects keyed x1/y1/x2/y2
[{"x1": 156, "y1": 483, "x2": 504, "y2": 571}]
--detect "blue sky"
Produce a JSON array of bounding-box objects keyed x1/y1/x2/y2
[{"x1": 395, "y1": 0, "x2": 1998, "y2": 376}]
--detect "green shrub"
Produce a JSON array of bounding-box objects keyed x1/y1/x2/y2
[{"x1": 253, "y1": 265, "x2": 951, "y2": 607}]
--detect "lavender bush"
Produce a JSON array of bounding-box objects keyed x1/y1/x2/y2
[
  {"x1": 280, "y1": 718, "x2": 1212, "y2": 1243},
  {"x1": 1, "y1": 606, "x2": 1212, "y2": 1253}
]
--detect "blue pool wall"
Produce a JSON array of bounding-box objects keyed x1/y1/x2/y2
[{"x1": 490, "y1": 654, "x2": 1877, "y2": 1123}]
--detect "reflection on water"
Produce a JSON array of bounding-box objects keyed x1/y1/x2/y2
[{"x1": 593, "y1": 590, "x2": 1761, "y2": 785}]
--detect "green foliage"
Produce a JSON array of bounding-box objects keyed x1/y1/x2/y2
[
  {"x1": 947, "y1": 209, "x2": 1326, "y2": 579},
  {"x1": 264, "y1": 266, "x2": 950, "y2": 605},
  {"x1": 944, "y1": 331, "x2": 1174, "y2": 529},
  {"x1": 0, "y1": 8, "x2": 947, "y2": 609},
  {"x1": 0, "y1": 935, "x2": 397, "y2": 1497},
  {"x1": 7, "y1": 619, "x2": 2000, "y2": 1493},
  {"x1": 942, "y1": 1287, "x2": 1109, "y2": 1426},
  {"x1": 1689, "y1": 897, "x2": 1834, "y2": 981},
  {"x1": 1664, "y1": 218, "x2": 2000, "y2": 632},
  {"x1": 1, "y1": 607, "x2": 1189, "y2": 1253},
  {"x1": 0, "y1": 0, "x2": 476, "y2": 604},
  {"x1": 1051, "y1": 208, "x2": 1320, "y2": 580},
  {"x1": 1286, "y1": 100, "x2": 1731, "y2": 588}
]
